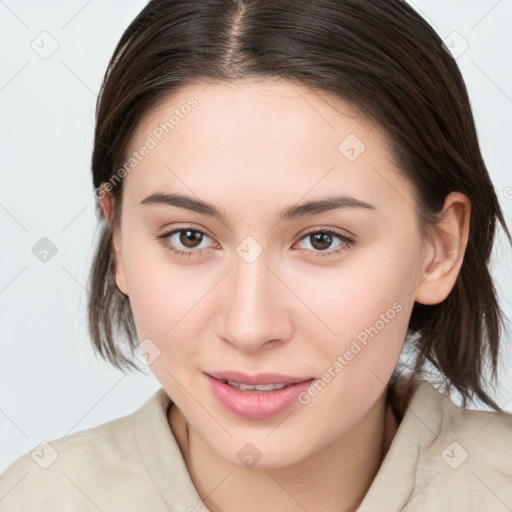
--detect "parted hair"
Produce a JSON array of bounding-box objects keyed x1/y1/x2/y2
[{"x1": 88, "y1": 0, "x2": 511, "y2": 411}]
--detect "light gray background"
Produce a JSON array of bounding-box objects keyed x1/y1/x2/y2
[{"x1": 1, "y1": 0, "x2": 511, "y2": 473}]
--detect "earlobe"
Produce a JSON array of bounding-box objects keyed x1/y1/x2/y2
[{"x1": 414, "y1": 192, "x2": 470, "y2": 306}]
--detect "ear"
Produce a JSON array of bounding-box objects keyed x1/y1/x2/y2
[
  {"x1": 414, "y1": 191, "x2": 471, "y2": 305},
  {"x1": 98, "y1": 184, "x2": 129, "y2": 296}
]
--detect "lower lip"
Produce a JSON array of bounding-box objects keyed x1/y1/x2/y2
[{"x1": 206, "y1": 374, "x2": 314, "y2": 420}]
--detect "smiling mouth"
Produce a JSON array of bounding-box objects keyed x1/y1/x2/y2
[{"x1": 206, "y1": 373, "x2": 316, "y2": 419}]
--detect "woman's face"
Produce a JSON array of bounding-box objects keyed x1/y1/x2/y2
[{"x1": 109, "y1": 78, "x2": 429, "y2": 468}]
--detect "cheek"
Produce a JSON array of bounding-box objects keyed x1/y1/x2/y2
[
  {"x1": 304, "y1": 250, "x2": 411, "y2": 336},
  {"x1": 124, "y1": 256, "x2": 206, "y2": 400},
  {"x1": 121, "y1": 237, "x2": 211, "y2": 368},
  {"x1": 299, "y1": 244, "x2": 417, "y2": 385},
  {"x1": 121, "y1": 232, "x2": 187, "y2": 333}
]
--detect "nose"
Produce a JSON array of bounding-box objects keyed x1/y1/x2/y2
[{"x1": 216, "y1": 249, "x2": 293, "y2": 353}]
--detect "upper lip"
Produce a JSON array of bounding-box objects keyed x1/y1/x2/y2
[{"x1": 206, "y1": 371, "x2": 314, "y2": 385}]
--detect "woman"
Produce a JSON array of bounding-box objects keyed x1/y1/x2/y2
[{"x1": 1, "y1": 1, "x2": 511, "y2": 510}]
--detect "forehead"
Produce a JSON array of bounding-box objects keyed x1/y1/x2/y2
[
  {"x1": 133, "y1": 78, "x2": 379, "y2": 156},
  {"x1": 122, "y1": 79, "x2": 414, "y2": 218}
]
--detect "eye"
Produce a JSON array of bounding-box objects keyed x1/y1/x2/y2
[
  {"x1": 156, "y1": 226, "x2": 355, "y2": 259},
  {"x1": 294, "y1": 228, "x2": 355, "y2": 258},
  {"x1": 156, "y1": 226, "x2": 216, "y2": 258}
]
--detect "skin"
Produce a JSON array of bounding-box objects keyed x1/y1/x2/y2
[{"x1": 100, "y1": 78, "x2": 470, "y2": 512}]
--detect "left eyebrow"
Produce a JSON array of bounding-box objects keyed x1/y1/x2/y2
[
  {"x1": 139, "y1": 192, "x2": 377, "y2": 221},
  {"x1": 280, "y1": 195, "x2": 377, "y2": 221}
]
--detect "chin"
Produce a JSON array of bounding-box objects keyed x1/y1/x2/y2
[{"x1": 214, "y1": 435, "x2": 314, "y2": 471}]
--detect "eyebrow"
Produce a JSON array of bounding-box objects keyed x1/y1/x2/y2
[{"x1": 140, "y1": 192, "x2": 377, "y2": 221}]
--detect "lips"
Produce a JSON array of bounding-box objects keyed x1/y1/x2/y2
[{"x1": 205, "y1": 371, "x2": 316, "y2": 420}]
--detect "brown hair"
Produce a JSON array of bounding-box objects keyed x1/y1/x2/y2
[{"x1": 88, "y1": 0, "x2": 511, "y2": 411}]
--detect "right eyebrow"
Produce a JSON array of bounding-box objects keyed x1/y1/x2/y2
[{"x1": 140, "y1": 192, "x2": 225, "y2": 219}]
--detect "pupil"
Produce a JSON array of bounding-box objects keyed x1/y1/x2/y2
[
  {"x1": 312, "y1": 232, "x2": 331, "y2": 250},
  {"x1": 179, "y1": 230, "x2": 202, "y2": 248}
]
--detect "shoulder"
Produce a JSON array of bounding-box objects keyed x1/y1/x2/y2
[
  {"x1": 412, "y1": 380, "x2": 512, "y2": 463},
  {"x1": 389, "y1": 376, "x2": 512, "y2": 451},
  {"x1": 402, "y1": 381, "x2": 512, "y2": 510},
  {"x1": 358, "y1": 380, "x2": 512, "y2": 511},
  {"x1": 0, "y1": 388, "x2": 172, "y2": 511}
]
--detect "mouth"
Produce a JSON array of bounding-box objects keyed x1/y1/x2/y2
[{"x1": 205, "y1": 371, "x2": 316, "y2": 420}]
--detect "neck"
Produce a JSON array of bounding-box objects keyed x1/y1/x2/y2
[{"x1": 169, "y1": 386, "x2": 399, "y2": 512}]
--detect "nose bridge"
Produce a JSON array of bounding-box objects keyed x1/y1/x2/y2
[
  {"x1": 219, "y1": 243, "x2": 288, "y2": 351},
  {"x1": 232, "y1": 248, "x2": 273, "y2": 325}
]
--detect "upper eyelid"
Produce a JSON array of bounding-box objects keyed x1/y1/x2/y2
[
  {"x1": 159, "y1": 223, "x2": 212, "y2": 239},
  {"x1": 299, "y1": 226, "x2": 353, "y2": 239}
]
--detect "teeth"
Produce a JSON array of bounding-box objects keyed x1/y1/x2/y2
[{"x1": 225, "y1": 380, "x2": 289, "y2": 391}]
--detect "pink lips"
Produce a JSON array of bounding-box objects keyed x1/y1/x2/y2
[{"x1": 205, "y1": 371, "x2": 315, "y2": 420}]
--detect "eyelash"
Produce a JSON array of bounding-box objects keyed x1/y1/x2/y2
[{"x1": 155, "y1": 226, "x2": 355, "y2": 259}]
